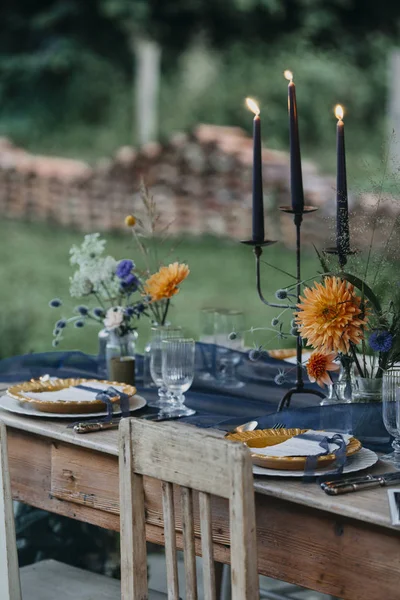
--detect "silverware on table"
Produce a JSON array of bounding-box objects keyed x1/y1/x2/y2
[
  {"x1": 272, "y1": 422, "x2": 285, "y2": 430},
  {"x1": 232, "y1": 420, "x2": 258, "y2": 434},
  {"x1": 321, "y1": 472, "x2": 400, "y2": 495},
  {"x1": 73, "y1": 411, "x2": 189, "y2": 434}
]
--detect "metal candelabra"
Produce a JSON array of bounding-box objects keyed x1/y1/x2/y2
[{"x1": 242, "y1": 205, "x2": 326, "y2": 412}]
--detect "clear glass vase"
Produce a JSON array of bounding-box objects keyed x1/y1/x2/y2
[
  {"x1": 320, "y1": 365, "x2": 352, "y2": 405},
  {"x1": 105, "y1": 330, "x2": 138, "y2": 384},
  {"x1": 352, "y1": 376, "x2": 383, "y2": 403}
]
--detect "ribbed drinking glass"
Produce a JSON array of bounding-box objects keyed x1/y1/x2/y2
[
  {"x1": 161, "y1": 338, "x2": 196, "y2": 417},
  {"x1": 149, "y1": 326, "x2": 182, "y2": 408},
  {"x1": 382, "y1": 368, "x2": 400, "y2": 466}
]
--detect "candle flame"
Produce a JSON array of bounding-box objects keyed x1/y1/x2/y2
[
  {"x1": 335, "y1": 104, "x2": 344, "y2": 120},
  {"x1": 245, "y1": 97, "x2": 260, "y2": 116},
  {"x1": 284, "y1": 70, "x2": 293, "y2": 82}
]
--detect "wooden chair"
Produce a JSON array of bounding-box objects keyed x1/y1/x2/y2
[
  {"x1": 0, "y1": 420, "x2": 131, "y2": 600},
  {"x1": 119, "y1": 417, "x2": 259, "y2": 600}
]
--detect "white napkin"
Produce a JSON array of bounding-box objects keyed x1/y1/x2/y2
[
  {"x1": 251, "y1": 430, "x2": 352, "y2": 457},
  {"x1": 17, "y1": 380, "x2": 126, "y2": 404}
]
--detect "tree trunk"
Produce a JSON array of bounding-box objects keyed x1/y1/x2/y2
[{"x1": 132, "y1": 35, "x2": 161, "y2": 146}]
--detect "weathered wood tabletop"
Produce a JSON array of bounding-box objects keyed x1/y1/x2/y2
[{"x1": 1, "y1": 398, "x2": 399, "y2": 600}]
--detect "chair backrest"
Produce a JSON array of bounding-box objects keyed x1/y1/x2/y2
[
  {"x1": 119, "y1": 418, "x2": 259, "y2": 600},
  {"x1": 0, "y1": 421, "x2": 22, "y2": 600}
]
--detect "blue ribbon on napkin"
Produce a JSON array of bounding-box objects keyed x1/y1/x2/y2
[
  {"x1": 67, "y1": 384, "x2": 131, "y2": 427},
  {"x1": 299, "y1": 432, "x2": 347, "y2": 479}
]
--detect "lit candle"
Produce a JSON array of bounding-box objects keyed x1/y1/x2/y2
[
  {"x1": 284, "y1": 70, "x2": 304, "y2": 213},
  {"x1": 335, "y1": 104, "x2": 350, "y2": 262},
  {"x1": 246, "y1": 97, "x2": 265, "y2": 243}
]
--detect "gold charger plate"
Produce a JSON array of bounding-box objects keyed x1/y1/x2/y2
[
  {"x1": 7, "y1": 378, "x2": 136, "y2": 415},
  {"x1": 226, "y1": 428, "x2": 362, "y2": 471}
]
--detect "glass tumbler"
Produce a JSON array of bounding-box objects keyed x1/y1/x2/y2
[
  {"x1": 214, "y1": 309, "x2": 245, "y2": 389},
  {"x1": 198, "y1": 307, "x2": 218, "y2": 380},
  {"x1": 382, "y1": 368, "x2": 400, "y2": 466},
  {"x1": 161, "y1": 338, "x2": 196, "y2": 417},
  {"x1": 148, "y1": 326, "x2": 182, "y2": 408}
]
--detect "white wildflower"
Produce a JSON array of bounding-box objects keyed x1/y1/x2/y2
[
  {"x1": 69, "y1": 271, "x2": 93, "y2": 298},
  {"x1": 69, "y1": 233, "x2": 107, "y2": 267}
]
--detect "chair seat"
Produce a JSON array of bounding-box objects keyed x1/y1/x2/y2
[{"x1": 21, "y1": 559, "x2": 168, "y2": 600}]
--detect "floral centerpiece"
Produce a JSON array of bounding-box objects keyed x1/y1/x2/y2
[{"x1": 49, "y1": 185, "x2": 189, "y2": 358}]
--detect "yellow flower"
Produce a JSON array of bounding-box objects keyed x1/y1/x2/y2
[
  {"x1": 295, "y1": 276, "x2": 368, "y2": 354},
  {"x1": 306, "y1": 351, "x2": 340, "y2": 387},
  {"x1": 125, "y1": 215, "x2": 136, "y2": 227},
  {"x1": 144, "y1": 262, "x2": 189, "y2": 302}
]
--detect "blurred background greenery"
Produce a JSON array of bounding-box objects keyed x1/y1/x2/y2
[{"x1": 1, "y1": 0, "x2": 400, "y2": 357}]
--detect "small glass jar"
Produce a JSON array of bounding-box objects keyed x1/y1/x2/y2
[{"x1": 105, "y1": 330, "x2": 138, "y2": 383}]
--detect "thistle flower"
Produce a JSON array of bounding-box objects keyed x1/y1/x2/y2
[
  {"x1": 56, "y1": 319, "x2": 67, "y2": 329},
  {"x1": 290, "y1": 327, "x2": 298, "y2": 336},
  {"x1": 49, "y1": 298, "x2": 62, "y2": 308},
  {"x1": 52, "y1": 339, "x2": 60, "y2": 347},
  {"x1": 74, "y1": 320, "x2": 85, "y2": 328},
  {"x1": 275, "y1": 289, "x2": 288, "y2": 300},
  {"x1": 271, "y1": 318, "x2": 280, "y2": 327},
  {"x1": 75, "y1": 305, "x2": 89, "y2": 316},
  {"x1": 229, "y1": 331, "x2": 237, "y2": 340},
  {"x1": 92, "y1": 307, "x2": 105, "y2": 318},
  {"x1": 249, "y1": 348, "x2": 261, "y2": 361},
  {"x1": 369, "y1": 330, "x2": 393, "y2": 353},
  {"x1": 274, "y1": 369, "x2": 287, "y2": 385}
]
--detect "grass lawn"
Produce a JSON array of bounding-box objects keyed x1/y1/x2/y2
[{"x1": 0, "y1": 220, "x2": 322, "y2": 358}]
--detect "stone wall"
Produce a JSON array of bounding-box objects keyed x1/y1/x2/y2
[{"x1": 0, "y1": 126, "x2": 397, "y2": 250}]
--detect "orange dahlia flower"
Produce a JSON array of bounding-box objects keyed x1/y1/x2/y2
[
  {"x1": 306, "y1": 351, "x2": 340, "y2": 387},
  {"x1": 144, "y1": 262, "x2": 189, "y2": 302},
  {"x1": 295, "y1": 276, "x2": 368, "y2": 354}
]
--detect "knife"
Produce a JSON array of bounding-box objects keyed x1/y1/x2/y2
[
  {"x1": 321, "y1": 472, "x2": 400, "y2": 495},
  {"x1": 73, "y1": 412, "x2": 188, "y2": 434}
]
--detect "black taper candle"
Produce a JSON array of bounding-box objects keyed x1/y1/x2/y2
[
  {"x1": 252, "y1": 113, "x2": 265, "y2": 242},
  {"x1": 286, "y1": 73, "x2": 305, "y2": 213},
  {"x1": 335, "y1": 106, "x2": 350, "y2": 266}
]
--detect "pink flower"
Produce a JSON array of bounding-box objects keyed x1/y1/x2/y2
[{"x1": 104, "y1": 307, "x2": 124, "y2": 330}]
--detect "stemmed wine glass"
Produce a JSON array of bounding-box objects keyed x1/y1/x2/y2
[
  {"x1": 161, "y1": 338, "x2": 196, "y2": 417},
  {"x1": 148, "y1": 326, "x2": 182, "y2": 408},
  {"x1": 214, "y1": 309, "x2": 245, "y2": 389},
  {"x1": 382, "y1": 368, "x2": 400, "y2": 466}
]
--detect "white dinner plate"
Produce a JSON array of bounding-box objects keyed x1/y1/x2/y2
[
  {"x1": 0, "y1": 393, "x2": 146, "y2": 419},
  {"x1": 252, "y1": 447, "x2": 378, "y2": 478}
]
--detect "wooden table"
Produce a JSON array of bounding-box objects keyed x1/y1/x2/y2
[{"x1": 1, "y1": 405, "x2": 400, "y2": 600}]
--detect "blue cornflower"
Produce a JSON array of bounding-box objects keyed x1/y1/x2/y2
[
  {"x1": 249, "y1": 348, "x2": 261, "y2": 362},
  {"x1": 75, "y1": 305, "x2": 89, "y2": 316},
  {"x1": 120, "y1": 274, "x2": 139, "y2": 290},
  {"x1": 369, "y1": 330, "x2": 393, "y2": 353},
  {"x1": 275, "y1": 289, "x2": 288, "y2": 300},
  {"x1": 56, "y1": 319, "x2": 67, "y2": 329},
  {"x1": 116, "y1": 259, "x2": 134, "y2": 279},
  {"x1": 49, "y1": 298, "x2": 62, "y2": 308},
  {"x1": 74, "y1": 320, "x2": 85, "y2": 328},
  {"x1": 92, "y1": 307, "x2": 105, "y2": 318}
]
